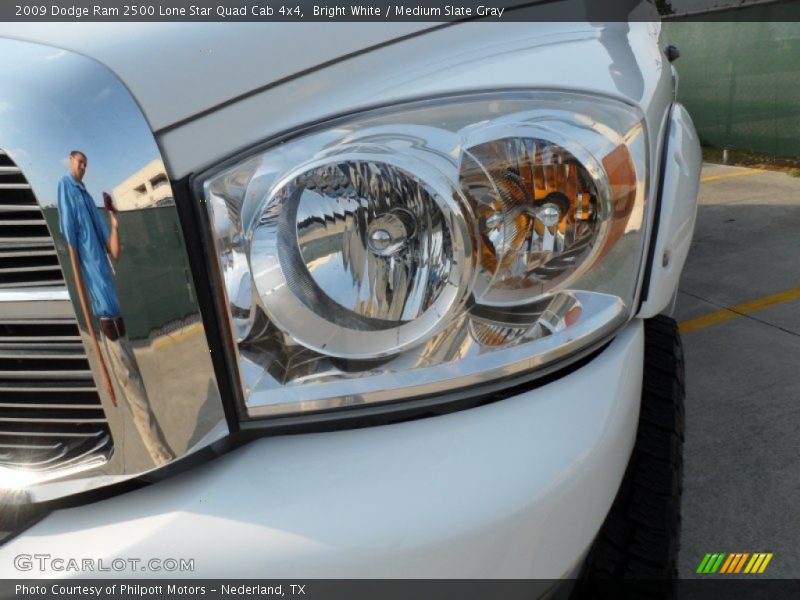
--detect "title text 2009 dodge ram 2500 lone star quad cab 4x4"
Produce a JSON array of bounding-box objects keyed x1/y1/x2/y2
[{"x1": 0, "y1": 6, "x2": 699, "y2": 593}]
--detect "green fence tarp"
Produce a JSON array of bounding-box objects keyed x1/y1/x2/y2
[
  {"x1": 46, "y1": 205, "x2": 198, "y2": 341},
  {"x1": 664, "y1": 3, "x2": 800, "y2": 157}
]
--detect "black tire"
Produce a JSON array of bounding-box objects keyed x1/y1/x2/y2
[{"x1": 572, "y1": 316, "x2": 685, "y2": 599}]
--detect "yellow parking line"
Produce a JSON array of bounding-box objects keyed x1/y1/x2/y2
[
  {"x1": 679, "y1": 288, "x2": 800, "y2": 334},
  {"x1": 150, "y1": 323, "x2": 204, "y2": 350},
  {"x1": 700, "y1": 168, "x2": 762, "y2": 183}
]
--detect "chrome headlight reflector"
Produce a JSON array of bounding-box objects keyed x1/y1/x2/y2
[
  {"x1": 249, "y1": 154, "x2": 475, "y2": 359},
  {"x1": 202, "y1": 92, "x2": 648, "y2": 418}
]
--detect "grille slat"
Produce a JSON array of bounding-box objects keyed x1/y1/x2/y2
[
  {"x1": 0, "y1": 342, "x2": 85, "y2": 352},
  {"x1": 0, "y1": 370, "x2": 95, "y2": 380},
  {"x1": 0, "y1": 403, "x2": 105, "y2": 410},
  {"x1": 0, "y1": 221, "x2": 50, "y2": 228},
  {"x1": 0, "y1": 248, "x2": 58, "y2": 257},
  {"x1": 0, "y1": 264, "x2": 61, "y2": 274},
  {"x1": 0, "y1": 430, "x2": 103, "y2": 439},
  {"x1": 0, "y1": 280, "x2": 62, "y2": 290},
  {"x1": 0, "y1": 205, "x2": 40, "y2": 212},
  {"x1": 0, "y1": 348, "x2": 87, "y2": 359},
  {"x1": 0, "y1": 415, "x2": 107, "y2": 424},
  {"x1": 0, "y1": 219, "x2": 49, "y2": 226},
  {"x1": 0, "y1": 335, "x2": 83, "y2": 343},
  {"x1": 0, "y1": 442, "x2": 61, "y2": 450},
  {"x1": 0, "y1": 382, "x2": 97, "y2": 392},
  {"x1": 0, "y1": 156, "x2": 64, "y2": 289},
  {"x1": 0, "y1": 150, "x2": 111, "y2": 472},
  {"x1": 0, "y1": 236, "x2": 52, "y2": 244}
]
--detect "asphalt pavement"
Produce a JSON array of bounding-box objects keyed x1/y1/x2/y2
[{"x1": 675, "y1": 164, "x2": 800, "y2": 578}]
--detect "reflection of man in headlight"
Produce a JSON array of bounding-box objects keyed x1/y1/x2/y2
[{"x1": 57, "y1": 150, "x2": 174, "y2": 465}]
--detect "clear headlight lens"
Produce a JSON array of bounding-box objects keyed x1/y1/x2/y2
[
  {"x1": 202, "y1": 92, "x2": 648, "y2": 418},
  {"x1": 249, "y1": 155, "x2": 474, "y2": 359}
]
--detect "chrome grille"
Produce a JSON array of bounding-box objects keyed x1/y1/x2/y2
[
  {"x1": 0, "y1": 321, "x2": 110, "y2": 473},
  {"x1": 0, "y1": 150, "x2": 63, "y2": 289},
  {"x1": 0, "y1": 150, "x2": 111, "y2": 474},
  {"x1": 0, "y1": 318, "x2": 110, "y2": 471}
]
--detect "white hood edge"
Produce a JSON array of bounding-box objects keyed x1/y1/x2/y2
[{"x1": 0, "y1": 23, "x2": 440, "y2": 132}]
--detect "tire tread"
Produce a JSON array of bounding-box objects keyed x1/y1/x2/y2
[{"x1": 572, "y1": 316, "x2": 684, "y2": 599}]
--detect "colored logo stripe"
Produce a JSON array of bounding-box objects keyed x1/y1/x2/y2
[
  {"x1": 696, "y1": 553, "x2": 726, "y2": 574},
  {"x1": 745, "y1": 553, "x2": 774, "y2": 574},
  {"x1": 720, "y1": 553, "x2": 748, "y2": 573},
  {"x1": 696, "y1": 554, "x2": 712, "y2": 573},
  {"x1": 698, "y1": 552, "x2": 773, "y2": 574},
  {"x1": 720, "y1": 553, "x2": 735, "y2": 573},
  {"x1": 734, "y1": 553, "x2": 750, "y2": 573},
  {"x1": 719, "y1": 554, "x2": 736, "y2": 574}
]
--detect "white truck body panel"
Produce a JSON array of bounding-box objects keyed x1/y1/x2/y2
[
  {"x1": 0, "y1": 323, "x2": 643, "y2": 578},
  {"x1": 0, "y1": 22, "x2": 435, "y2": 131}
]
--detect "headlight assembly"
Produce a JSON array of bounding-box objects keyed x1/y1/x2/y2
[{"x1": 201, "y1": 92, "x2": 648, "y2": 419}]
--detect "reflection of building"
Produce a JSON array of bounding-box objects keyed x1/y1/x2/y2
[{"x1": 113, "y1": 160, "x2": 173, "y2": 210}]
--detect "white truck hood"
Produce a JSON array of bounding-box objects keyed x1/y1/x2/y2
[{"x1": 0, "y1": 23, "x2": 438, "y2": 132}]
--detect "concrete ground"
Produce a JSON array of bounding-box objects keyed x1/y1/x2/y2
[{"x1": 675, "y1": 164, "x2": 800, "y2": 578}]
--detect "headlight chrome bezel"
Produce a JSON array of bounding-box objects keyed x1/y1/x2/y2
[{"x1": 195, "y1": 90, "x2": 650, "y2": 423}]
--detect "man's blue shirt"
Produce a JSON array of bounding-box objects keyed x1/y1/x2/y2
[{"x1": 57, "y1": 175, "x2": 121, "y2": 319}]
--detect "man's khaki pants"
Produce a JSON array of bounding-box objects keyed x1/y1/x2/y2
[{"x1": 101, "y1": 331, "x2": 175, "y2": 464}]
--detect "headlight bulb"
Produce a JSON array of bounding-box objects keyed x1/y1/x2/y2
[{"x1": 460, "y1": 137, "x2": 608, "y2": 306}]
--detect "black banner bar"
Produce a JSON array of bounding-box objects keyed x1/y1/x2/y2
[
  {"x1": 3, "y1": 580, "x2": 800, "y2": 600},
  {"x1": 3, "y1": 0, "x2": 645, "y2": 22},
  {"x1": 3, "y1": 0, "x2": 799, "y2": 22}
]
